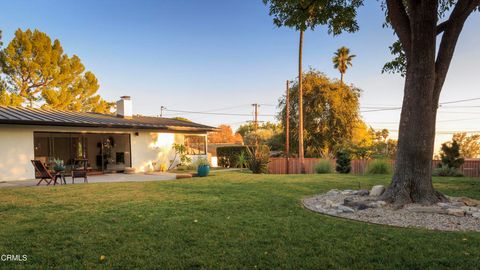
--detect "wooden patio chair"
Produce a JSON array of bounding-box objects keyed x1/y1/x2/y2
[
  {"x1": 31, "y1": 160, "x2": 55, "y2": 186},
  {"x1": 72, "y1": 159, "x2": 88, "y2": 184}
]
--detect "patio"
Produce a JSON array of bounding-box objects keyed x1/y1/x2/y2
[{"x1": 0, "y1": 172, "x2": 177, "y2": 188}]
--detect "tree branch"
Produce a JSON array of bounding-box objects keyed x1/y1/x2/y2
[
  {"x1": 386, "y1": 0, "x2": 412, "y2": 57},
  {"x1": 434, "y1": 0, "x2": 480, "y2": 103},
  {"x1": 436, "y1": 20, "x2": 449, "y2": 35}
]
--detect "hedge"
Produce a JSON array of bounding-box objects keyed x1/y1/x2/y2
[{"x1": 217, "y1": 146, "x2": 248, "y2": 168}]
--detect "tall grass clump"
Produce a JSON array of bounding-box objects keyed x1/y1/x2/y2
[
  {"x1": 366, "y1": 159, "x2": 392, "y2": 174},
  {"x1": 315, "y1": 160, "x2": 333, "y2": 174}
]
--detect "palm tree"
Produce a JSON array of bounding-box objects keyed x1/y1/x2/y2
[{"x1": 332, "y1": 47, "x2": 356, "y2": 84}]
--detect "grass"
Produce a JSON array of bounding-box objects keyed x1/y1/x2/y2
[{"x1": 0, "y1": 172, "x2": 479, "y2": 269}]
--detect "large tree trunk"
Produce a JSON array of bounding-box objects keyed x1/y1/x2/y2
[
  {"x1": 382, "y1": 0, "x2": 479, "y2": 206},
  {"x1": 381, "y1": 1, "x2": 446, "y2": 206}
]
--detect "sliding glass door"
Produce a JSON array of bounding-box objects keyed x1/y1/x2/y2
[{"x1": 33, "y1": 132, "x2": 131, "y2": 173}]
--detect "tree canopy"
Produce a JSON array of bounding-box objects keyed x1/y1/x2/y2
[
  {"x1": 263, "y1": 0, "x2": 362, "y2": 32},
  {"x1": 452, "y1": 132, "x2": 480, "y2": 158},
  {"x1": 278, "y1": 70, "x2": 361, "y2": 157},
  {"x1": 208, "y1": 125, "x2": 243, "y2": 144},
  {"x1": 0, "y1": 28, "x2": 112, "y2": 112}
]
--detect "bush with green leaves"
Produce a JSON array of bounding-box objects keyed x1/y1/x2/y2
[
  {"x1": 235, "y1": 151, "x2": 249, "y2": 169},
  {"x1": 433, "y1": 164, "x2": 464, "y2": 177},
  {"x1": 315, "y1": 160, "x2": 333, "y2": 174},
  {"x1": 194, "y1": 157, "x2": 210, "y2": 168},
  {"x1": 246, "y1": 145, "x2": 270, "y2": 174},
  {"x1": 335, "y1": 150, "x2": 351, "y2": 174},
  {"x1": 439, "y1": 140, "x2": 464, "y2": 169},
  {"x1": 366, "y1": 159, "x2": 392, "y2": 175},
  {"x1": 217, "y1": 146, "x2": 248, "y2": 168}
]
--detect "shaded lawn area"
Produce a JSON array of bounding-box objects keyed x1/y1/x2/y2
[{"x1": 0, "y1": 172, "x2": 479, "y2": 270}]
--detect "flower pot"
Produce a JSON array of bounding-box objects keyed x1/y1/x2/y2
[
  {"x1": 54, "y1": 165, "x2": 65, "y2": 172},
  {"x1": 197, "y1": 165, "x2": 210, "y2": 177}
]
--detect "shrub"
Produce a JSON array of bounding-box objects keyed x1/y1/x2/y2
[
  {"x1": 246, "y1": 145, "x2": 270, "y2": 174},
  {"x1": 335, "y1": 150, "x2": 351, "y2": 174},
  {"x1": 235, "y1": 151, "x2": 249, "y2": 169},
  {"x1": 366, "y1": 159, "x2": 392, "y2": 174},
  {"x1": 440, "y1": 140, "x2": 464, "y2": 169},
  {"x1": 433, "y1": 164, "x2": 464, "y2": 177},
  {"x1": 217, "y1": 146, "x2": 248, "y2": 168},
  {"x1": 194, "y1": 157, "x2": 209, "y2": 168},
  {"x1": 315, "y1": 160, "x2": 333, "y2": 174}
]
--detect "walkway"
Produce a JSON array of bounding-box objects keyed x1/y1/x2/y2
[{"x1": 0, "y1": 172, "x2": 177, "y2": 188}]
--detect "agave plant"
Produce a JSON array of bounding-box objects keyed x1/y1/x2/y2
[{"x1": 235, "y1": 151, "x2": 249, "y2": 171}]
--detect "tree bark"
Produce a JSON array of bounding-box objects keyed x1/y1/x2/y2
[
  {"x1": 381, "y1": 0, "x2": 479, "y2": 206},
  {"x1": 381, "y1": 1, "x2": 444, "y2": 205},
  {"x1": 298, "y1": 30, "x2": 305, "y2": 173}
]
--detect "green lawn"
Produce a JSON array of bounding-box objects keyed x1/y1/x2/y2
[{"x1": 1, "y1": 172, "x2": 479, "y2": 270}]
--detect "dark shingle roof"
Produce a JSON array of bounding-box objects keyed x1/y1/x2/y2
[{"x1": 0, "y1": 106, "x2": 215, "y2": 131}]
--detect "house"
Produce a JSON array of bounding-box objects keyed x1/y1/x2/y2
[{"x1": 0, "y1": 96, "x2": 215, "y2": 181}]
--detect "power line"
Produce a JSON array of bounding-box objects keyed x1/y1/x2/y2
[{"x1": 163, "y1": 108, "x2": 276, "y2": 117}]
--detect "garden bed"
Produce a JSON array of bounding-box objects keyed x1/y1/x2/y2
[{"x1": 303, "y1": 187, "x2": 480, "y2": 232}]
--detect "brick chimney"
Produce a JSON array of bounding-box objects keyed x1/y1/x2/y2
[{"x1": 116, "y1": 96, "x2": 132, "y2": 119}]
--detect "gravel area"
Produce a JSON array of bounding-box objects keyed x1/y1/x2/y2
[{"x1": 303, "y1": 189, "x2": 480, "y2": 232}]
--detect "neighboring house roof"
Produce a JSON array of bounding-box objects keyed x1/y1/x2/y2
[{"x1": 0, "y1": 106, "x2": 215, "y2": 132}]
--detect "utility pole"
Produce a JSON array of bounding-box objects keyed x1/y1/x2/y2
[
  {"x1": 298, "y1": 30, "x2": 305, "y2": 174},
  {"x1": 252, "y1": 103, "x2": 259, "y2": 130},
  {"x1": 160, "y1": 106, "x2": 166, "y2": 117},
  {"x1": 285, "y1": 80, "x2": 290, "y2": 174},
  {"x1": 252, "y1": 103, "x2": 260, "y2": 146}
]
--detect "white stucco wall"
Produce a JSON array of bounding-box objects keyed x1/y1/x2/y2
[
  {"x1": 0, "y1": 126, "x2": 35, "y2": 181},
  {"x1": 0, "y1": 125, "x2": 208, "y2": 181}
]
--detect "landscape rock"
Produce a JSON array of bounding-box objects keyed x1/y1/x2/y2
[
  {"x1": 357, "y1": 189, "x2": 369, "y2": 196},
  {"x1": 369, "y1": 185, "x2": 385, "y2": 197},
  {"x1": 450, "y1": 201, "x2": 466, "y2": 207},
  {"x1": 446, "y1": 208, "x2": 465, "y2": 217},
  {"x1": 367, "y1": 201, "x2": 387, "y2": 208},
  {"x1": 461, "y1": 206, "x2": 479, "y2": 215},
  {"x1": 326, "y1": 189, "x2": 340, "y2": 196},
  {"x1": 344, "y1": 200, "x2": 369, "y2": 210},
  {"x1": 437, "y1": 202, "x2": 452, "y2": 209},
  {"x1": 338, "y1": 205, "x2": 355, "y2": 213},
  {"x1": 472, "y1": 212, "x2": 480, "y2": 219},
  {"x1": 341, "y1": 190, "x2": 355, "y2": 195},
  {"x1": 459, "y1": 197, "x2": 480, "y2": 207}
]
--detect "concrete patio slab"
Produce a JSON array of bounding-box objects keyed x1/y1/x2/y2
[{"x1": 0, "y1": 172, "x2": 177, "y2": 188}]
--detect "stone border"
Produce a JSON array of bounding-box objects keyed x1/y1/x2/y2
[{"x1": 303, "y1": 187, "x2": 480, "y2": 232}]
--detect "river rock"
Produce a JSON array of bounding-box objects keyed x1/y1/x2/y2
[
  {"x1": 367, "y1": 201, "x2": 387, "y2": 208},
  {"x1": 338, "y1": 205, "x2": 355, "y2": 213},
  {"x1": 459, "y1": 197, "x2": 480, "y2": 207},
  {"x1": 326, "y1": 189, "x2": 340, "y2": 196},
  {"x1": 447, "y1": 208, "x2": 465, "y2": 217},
  {"x1": 369, "y1": 185, "x2": 386, "y2": 197},
  {"x1": 357, "y1": 189, "x2": 370, "y2": 196}
]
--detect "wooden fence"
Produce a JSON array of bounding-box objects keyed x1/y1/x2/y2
[{"x1": 268, "y1": 158, "x2": 480, "y2": 178}]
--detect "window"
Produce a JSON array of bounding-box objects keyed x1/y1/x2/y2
[{"x1": 184, "y1": 135, "x2": 206, "y2": 155}]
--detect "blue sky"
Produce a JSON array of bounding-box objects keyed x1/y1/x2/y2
[{"x1": 1, "y1": 0, "x2": 480, "y2": 147}]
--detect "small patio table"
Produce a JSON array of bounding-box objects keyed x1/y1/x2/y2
[{"x1": 52, "y1": 171, "x2": 67, "y2": 185}]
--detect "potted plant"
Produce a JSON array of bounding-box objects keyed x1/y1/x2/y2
[
  {"x1": 196, "y1": 157, "x2": 210, "y2": 177},
  {"x1": 52, "y1": 158, "x2": 65, "y2": 172}
]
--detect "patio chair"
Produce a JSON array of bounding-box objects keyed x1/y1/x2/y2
[
  {"x1": 72, "y1": 159, "x2": 88, "y2": 184},
  {"x1": 31, "y1": 160, "x2": 55, "y2": 186}
]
